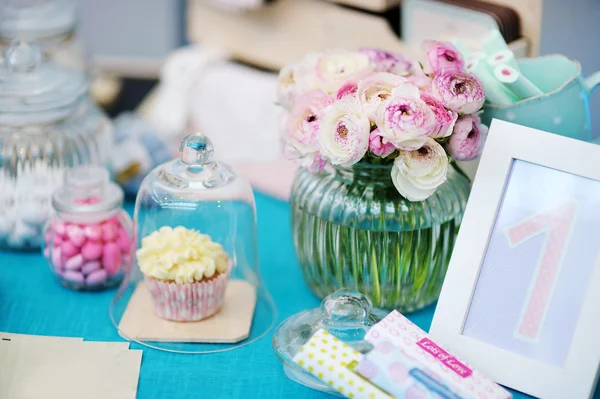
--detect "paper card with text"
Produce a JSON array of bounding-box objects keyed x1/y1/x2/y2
[
  {"x1": 356, "y1": 339, "x2": 465, "y2": 399},
  {"x1": 366, "y1": 311, "x2": 511, "y2": 399}
]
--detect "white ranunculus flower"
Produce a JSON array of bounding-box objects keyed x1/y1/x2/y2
[
  {"x1": 315, "y1": 49, "x2": 373, "y2": 94},
  {"x1": 391, "y1": 138, "x2": 449, "y2": 201},
  {"x1": 277, "y1": 63, "x2": 300, "y2": 110},
  {"x1": 357, "y1": 72, "x2": 407, "y2": 121},
  {"x1": 276, "y1": 53, "x2": 320, "y2": 110},
  {"x1": 317, "y1": 100, "x2": 371, "y2": 166}
]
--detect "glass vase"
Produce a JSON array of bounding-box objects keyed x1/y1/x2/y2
[{"x1": 291, "y1": 162, "x2": 470, "y2": 312}]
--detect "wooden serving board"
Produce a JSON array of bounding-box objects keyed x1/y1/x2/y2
[{"x1": 118, "y1": 280, "x2": 257, "y2": 343}]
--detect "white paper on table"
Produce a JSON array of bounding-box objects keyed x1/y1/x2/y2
[{"x1": 0, "y1": 338, "x2": 142, "y2": 399}]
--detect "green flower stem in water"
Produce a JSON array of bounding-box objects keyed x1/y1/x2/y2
[{"x1": 291, "y1": 162, "x2": 470, "y2": 311}]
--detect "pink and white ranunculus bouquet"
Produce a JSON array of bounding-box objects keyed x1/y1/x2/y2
[{"x1": 278, "y1": 42, "x2": 487, "y2": 201}]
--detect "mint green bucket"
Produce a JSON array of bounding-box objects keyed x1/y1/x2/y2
[{"x1": 481, "y1": 54, "x2": 600, "y2": 142}]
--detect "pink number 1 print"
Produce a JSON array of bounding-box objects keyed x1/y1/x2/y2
[{"x1": 505, "y1": 200, "x2": 579, "y2": 342}]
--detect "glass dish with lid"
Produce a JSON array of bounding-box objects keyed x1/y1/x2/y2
[
  {"x1": 0, "y1": 40, "x2": 113, "y2": 250},
  {"x1": 110, "y1": 133, "x2": 276, "y2": 354},
  {"x1": 273, "y1": 289, "x2": 386, "y2": 395}
]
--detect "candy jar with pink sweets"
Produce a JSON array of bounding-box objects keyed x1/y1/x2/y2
[{"x1": 43, "y1": 166, "x2": 134, "y2": 290}]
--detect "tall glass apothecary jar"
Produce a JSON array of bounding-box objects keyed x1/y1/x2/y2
[
  {"x1": 0, "y1": 41, "x2": 113, "y2": 250},
  {"x1": 0, "y1": 0, "x2": 85, "y2": 70},
  {"x1": 110, "y1": 133, "x2": 276, "y2": 354}
]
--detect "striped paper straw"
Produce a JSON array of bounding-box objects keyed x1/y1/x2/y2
[
  {"x1": 451, "y1": 38, "x2": 472, "y2": 58},
  {"x1": 482, "y1": 29, "x2": 509, "y2": 54},
  {"x1": 487, "y1": 50, "x2": 520, "y2": 71},
  {"x1": 466, "y1": 59, "x2": 519, "y2": 105},
  {"x1": 494, "y1": 65, "x2": 543, "y2": 99},
  {"x1": 465, "y1": 52, "x2": 487, "y2": 63}
]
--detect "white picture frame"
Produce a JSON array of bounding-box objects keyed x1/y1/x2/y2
[{"x1": 430, "y1": 119, "x2": 600, "y2": 399}]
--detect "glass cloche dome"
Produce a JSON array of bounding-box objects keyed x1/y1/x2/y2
[{"x1": 110, "y1": 133, "x2": 277, "y2": 354}]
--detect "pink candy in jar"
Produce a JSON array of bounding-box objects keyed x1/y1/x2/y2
[{"x1": 43, "y1": 166, "x2": 133, "y2": 290}]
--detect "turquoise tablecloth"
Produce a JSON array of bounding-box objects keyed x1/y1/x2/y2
[{"x1": 0, "y1": 193, "x2": 590, "y2": 398}]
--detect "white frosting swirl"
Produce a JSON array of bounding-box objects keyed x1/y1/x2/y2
[{"x1": 137, "y1": 226, "x2": 230, "y2": 284}]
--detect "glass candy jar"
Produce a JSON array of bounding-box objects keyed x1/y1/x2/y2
[
  {"x1": 0, "y1": 41, "x2": 113, "y2": 250},
  {"x1": 0, "y1": 0, "x2": 85, "y2": 70},
  {"x1": 291, "y1": 163, "x2": 470, "y2": 312},
  {"x1": 43, "y1": 166, "x2": 133, "y2": 290}
]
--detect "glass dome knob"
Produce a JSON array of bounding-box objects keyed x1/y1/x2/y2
[
  {"x1": 4, "y1": 40, "x2": 42, "y2": 73},
  {"x1": 321, "y1": 288, "x2": 373, "y2": 328},
  {"x1": 180, "y1": 133, "x2": 214, "y2": 166}
]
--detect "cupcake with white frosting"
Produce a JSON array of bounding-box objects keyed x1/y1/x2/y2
[{"x1": 136, "y1": 226, "x2": 230, "y2": 321}]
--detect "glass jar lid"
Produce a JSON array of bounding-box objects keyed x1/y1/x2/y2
[
  {"x1": 152, "y1": 132, "x2": 236, "y2": 192},
  {"x1": 0, "y1": 0, "x2": 77, "y2": 41},
  {"x1": 273, "y1": 289, "x2": 387, "y2": 395},
  {"x1": 0, "y1": 40, "x2": 88, "y2": 125},
  {"x1": 52, "y1": 166, "x2": 123, "y2": 215}
]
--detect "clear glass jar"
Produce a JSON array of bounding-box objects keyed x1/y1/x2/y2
[
  {"x1": 43, "y1": 166, "x2": 133, "y2": 290},
  {"x1": 0, "y1": 0, "x2": 85, "y2": 70},
  {"x1": 109, "y1": 133, "x2": 276, "y2": 354},
  {"x1": 291, "y1": 163, "x2": 470, "y2": 312},
  {"x1": 0, "y1": 41, "x2": 113, "y2": 250}
]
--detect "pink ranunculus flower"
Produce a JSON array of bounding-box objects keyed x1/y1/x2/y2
[
  {"x1": 285, "y1": 91, "x2": 333, "y2": 155},
  {"x1": 431, "y1": 70, "x2": 485, "y2": 114},
  {"x1": 359, "y1": 47, "x2": 414, "y2": 76},
  {"x1": 317, "y1": 100, "x2": 371, "y2": 166},
  {"x1": 422, "y1": 40, "x2": 465, "y2": 75},
  {"x1": 369, "y1": 128, "x2": 396, "y2": 158},
  {"x1": 335, "y1": 70, "x2": 371, "y2": 100},
  {"x1": 407, "y1": 61, "x2": 433, "y2": 90},
  {"x1": 284, "y1": 145, "x2": 327, "y2": 173},
  {"x1": 301, "y1": 153, "x2": 327, "y2": 173},
  {"x1": 375, "y1": 83, "x2": 437, "y2": 150},
  {"x1": 357, "y1": 72, "x2": 407, "y2": 121},
  {"x1": 314, "y1": 49, "x2": 373, "y2": 94},
  {"x1": 447, "y1": 114, "x2": 488, "y2": 161},
  {"x1": 420, "y1": 92, "x2": 458, "y2": 138},
  {"x1": 407, "y1": 74, "x2": 433, "y2": 91},
  {"x1": 336, "y1": 81, "x2": 359, "y2": 100}
]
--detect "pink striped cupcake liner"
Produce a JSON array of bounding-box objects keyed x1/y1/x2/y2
[{"x1": 145, "y1": 271, "x2": 230, "y2": 322}]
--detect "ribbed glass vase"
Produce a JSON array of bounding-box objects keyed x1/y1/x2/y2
[{"x1": 291, "y1": 162, "x2": 470, "y2": 312}]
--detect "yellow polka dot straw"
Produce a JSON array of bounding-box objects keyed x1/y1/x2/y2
[{"x1": 293, "y1": 329, "x2": 393, "y2": 399}]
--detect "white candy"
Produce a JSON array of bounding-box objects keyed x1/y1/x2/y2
[
  {"x1": 13, "y1": 220, "x2": 38, "y2": 239},
  {"x1": 0, "y1": 215, "x2": 15, "y2": 236},
  {"x1": 7, "y1": 234, "x2": 24, "y2": 247},
  {"x1": 0, "y1": 159, "x2": 66, "y2": 247},
  {"x1": 19, "y1": 202, "x2": 49, "y2": 227}
]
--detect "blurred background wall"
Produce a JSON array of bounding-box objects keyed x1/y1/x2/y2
[
  {"x1": 541, "y1": 0, "x2": 600, "y2": 137},
  {"x1": 77, "y1": 0, "x2": 600, "y2": 134}
]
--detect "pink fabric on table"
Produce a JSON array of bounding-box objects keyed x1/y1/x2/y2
[{"x1": 235, "y1": 158, "x2": 298, "y2": 201}]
